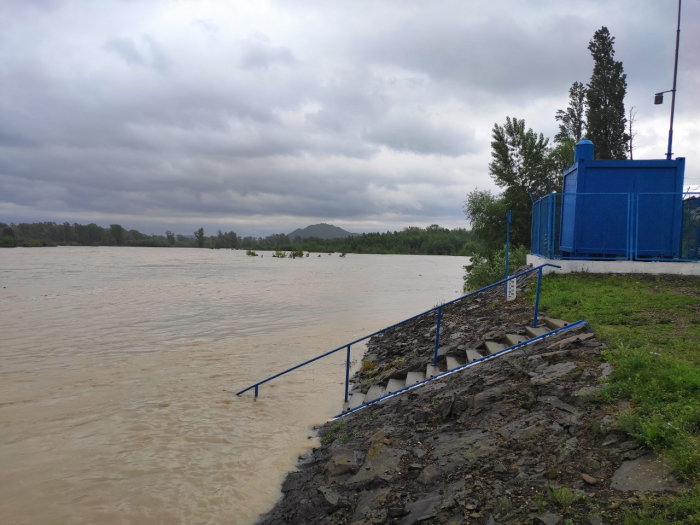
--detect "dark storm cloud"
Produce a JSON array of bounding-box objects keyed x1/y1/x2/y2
[{"x1": 1, "y1": 0, "x2": 698, "y2": 236}]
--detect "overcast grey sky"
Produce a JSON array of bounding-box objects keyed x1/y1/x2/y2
[{"x1": 1, "y1": 0, "x2": 699, "y2": 237}]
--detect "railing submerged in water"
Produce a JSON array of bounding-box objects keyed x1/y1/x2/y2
[{"x1": 235, "y1": 263, "x2": 561, "y2": 403}]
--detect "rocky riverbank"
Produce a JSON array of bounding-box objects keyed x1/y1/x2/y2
[{"x1": 258, "y1": 271, "x2": 685, "y2": 525}]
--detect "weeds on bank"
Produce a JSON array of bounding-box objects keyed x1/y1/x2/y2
[
  {"x1": 531, "y1": 273, "x2": 700, "y2": 522},
  {"x1": 338, "y1": 429, "x2": 361, "y2": 444},
  {"x1": 622, "y1": 489, "x2": 700, "y2": 524},
  {"x1": 321, "y1": 422, "x2": 362, "y2": 445},
  {"x1": 321, "y1": 421, "x2": 346, "y2": 445},
  {"x1": 547, "y1": 484, "x2": 577, "y2": 512},
  {"x1": 361, "y1": 360, "x2": 378, "y2": 372}
]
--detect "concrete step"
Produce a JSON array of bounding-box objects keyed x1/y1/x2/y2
[
  {"x1": 405, "y1": 371, "x2": 425, "y2": 386},
  {"x1": 385, "y1": 378, "x2": 405, "y2": 395},
  {"x1": 465, "y1": 349, "x2": 482, "y2": 362},
  {"x1": 437, "y1": 346, "x2": 450, "y2": 358},
  {"x1": 345, "y1": 392, "x2": 365, "y2": 411},
  {"x1": 446, "y1": 356, "x2": 465, "y2": 370},
  {"x1": 484, "y1": 341, "x2": 506, "y2": 354},
  {"x1": 364, "y1": 385, "x2": 385, "y2": 404},
  {"x1": 544, "y1": 317, "x2": 569, "y2": 330},
  {"x1": 505, "y1": 333, "x2": 528, "y2": 346},
  {"x1": 426, "y1": 364, "x2": 442, "y2": 379},
  {"x1": 525, "y1": 325, "x2": 551, "y2": 338}
]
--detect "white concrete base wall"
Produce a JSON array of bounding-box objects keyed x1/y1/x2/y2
[{"x1": 527, "y1": 254, "x2": 700, "y2": 276}]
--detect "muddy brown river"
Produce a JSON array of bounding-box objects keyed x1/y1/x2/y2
[{"x1": 0, "y1": 247, "x2": 469, "y2": 524}]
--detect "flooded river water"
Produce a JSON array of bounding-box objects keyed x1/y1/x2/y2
[{"x1": 0, "y1": 247, "x2": 469, "y2": 524}]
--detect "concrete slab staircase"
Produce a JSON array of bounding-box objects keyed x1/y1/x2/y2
[{"x1": 342, "y1": 317, "x2": 572, "y2": 413}]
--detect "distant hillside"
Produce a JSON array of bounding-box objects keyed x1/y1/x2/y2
[{"x1": 288, "y1": 223, "x2": 356, "y2": 240}]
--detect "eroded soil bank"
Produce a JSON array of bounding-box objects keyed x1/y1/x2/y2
[{"x1": 258, "y1": 273, "x2": 683, "y2": 525}]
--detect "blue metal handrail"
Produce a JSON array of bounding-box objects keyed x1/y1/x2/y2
[{"x1": 235, "y1": 263, "x2": 561, "y2": 401}]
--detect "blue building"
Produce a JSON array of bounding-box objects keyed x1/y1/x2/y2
[{"x1": 531, "y1": 139, "x2": 694, "y2": 261}]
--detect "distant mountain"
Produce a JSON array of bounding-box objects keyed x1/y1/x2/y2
[{"x1": 288, "y1": 223, "x2": 356, "y2": 240}]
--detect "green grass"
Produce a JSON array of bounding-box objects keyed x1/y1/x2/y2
[{"x1": 532, "y1": 273, "x2": 700, "y2": 522}]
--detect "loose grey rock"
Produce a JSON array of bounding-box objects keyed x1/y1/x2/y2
[
  {"x1": 325, "y1": 448, "x2": 359, "y2": 477},
  {"x1": 587, "y1": 513, "x2": 606, "y2": 525},
  {"x1": 351, "y1": 488, "x2": 390, "y2": 523},
  {"x1": 580, "y1": 456, "x2": 601, "y2": 475},
  {"x1": 474, "y1": 384, "x2": 510, "y2": 408},
  {"x1": 534, "y1": 511, "x2": 562, "y2": 525},
  {"x1": 537, "y1": 395, "x2": 580, "y2": 415},
  {"x1": 398, "y1": 492, "x2": 442, "y2": 525},
  {"x1": 417, "y1": 464, "x2": 439, "y2": 485},
  {"x1": 611, "y1": 454, "x2": 687, "y2": 493},
  {"x1": 318, "y1": 485, "x2": 341, "y2": 507},
  {"x1": 348, "y1": 443, "x2": 407, "y2": 483}
]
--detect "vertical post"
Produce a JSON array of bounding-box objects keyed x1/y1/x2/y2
[
  {"x1": 634, "y1": 194, "x2": 639, "y2": 261},
  {"x1": 505, "y1": 210, "x2": 511, "y2": 294},
  {"x1": 254, "y1": 385, "x2": 259, "y2": 398},
  {"x1": 627, "y1": 193, "x2": 633, "y2": 261},
  {"x1": 666, "y1": 0, "x2": 682, "y2": 160},
  {"x1": 432, "y1": 306, "x2": 442, "y2": 366},
  {"x1": 532, "y1": 267, "x2": 543, "y2": 328},
  {"x1": 344, "y1": 345, "x2": 351, "y2": 403},
  {"x1": 547, "y1": 194, "x2": 554, "y2": 258}
]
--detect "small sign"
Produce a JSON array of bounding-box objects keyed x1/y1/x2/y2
[{"x1": 506, "y1": 278, "x2": 517, "y2": 301}]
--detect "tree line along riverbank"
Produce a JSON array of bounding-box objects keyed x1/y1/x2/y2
[
  {"x1": 258, "y1": 272, "x2": 700, "y2": 525},
  {"x1": 0, "y1": 221, "x2": 478, "y2": 256}
]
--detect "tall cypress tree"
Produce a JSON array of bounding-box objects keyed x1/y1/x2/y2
[
  {"x1": 555, "y1": 81, "x2": 587, "y2": 144},
  {"x1": 586, "y1": 27, "x2": 629, "y2": 160}
]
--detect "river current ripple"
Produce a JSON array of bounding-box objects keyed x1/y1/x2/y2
[{"x1": 0, "y1": 247, "x2": 469, "y2": 524}]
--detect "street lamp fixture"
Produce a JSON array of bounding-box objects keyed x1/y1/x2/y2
[{"x1": 655, "y1": 0, "x2": 682, "y2": 160}]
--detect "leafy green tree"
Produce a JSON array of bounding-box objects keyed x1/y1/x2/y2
[
  {"x1": 1, "y1": 226, "x2": 17, "y2": 247},
  {"x1": 555, "y1": 81, "x2": 587, "y2": 144},
  {"x1": 165, "y1": 231, "x2": 176, "y2": 245},
  {"x1": 463, "y1": 190, "x2": 508, "y2": 258},
  {"x1": 586, "y1": 27, "x2": 629, "y2": 160},
  {"x1": 488, "y1": 117, "x2": 556, "y2": 246},
  {"x1": 110, "y1": 224, "x2": 125, "y2": 245},
  {"x1": 63, "y1": 222, "x2": 73, "y2": 243},
  {"x1": 489, "y1": 117, "x2": 554, "y2": 192},
  {"x1": 194, "y1": 228, "x2": 205, "y2": 248},
  {"x1": 550, "y1": 138, "x2": 576, "y2": 174}
]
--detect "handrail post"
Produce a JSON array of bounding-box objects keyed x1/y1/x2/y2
[
  {"x1": 505, "y1": 209, "x2": 511, "y2": 294},
  {"x1": 254, "y1": 385, "x2": 258, "y2": 398},
  {"x1": 344, "y1": 345, "x2": 351, "y2": 403},
  {"x1": 433, "y1": 306, "x2": 442, "y2": 366},
  {"x1": 532, "y1": 267, "x2": 543, "y2": 327}
]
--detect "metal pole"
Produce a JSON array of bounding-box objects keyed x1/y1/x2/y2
[
  {"x1": 505, "y1": 209, "x2": 511, "y2": 294},
  {"x1": 666, "y1": 0, "x2": 682, "y2": 160},
  {"x1": 254, "y1": 385, "x2": 258, "y2": 398},
  {"x1": 533, "y1": 267, "x2": 543, "y2": 327},
  {"x1": 344, "y1": 345, "x2": 351, "y2": 403},
  {"x1": 432, "y1": 307, "x2": 442, "y2": 366}
]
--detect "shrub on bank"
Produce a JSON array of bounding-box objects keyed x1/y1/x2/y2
[{"x1": 463, "y1": 245, "x2": 528, "y2": 292}]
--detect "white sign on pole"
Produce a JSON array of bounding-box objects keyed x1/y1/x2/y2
[{"x1": 506, "y1": 278, "x2": 517, "y2": 301}]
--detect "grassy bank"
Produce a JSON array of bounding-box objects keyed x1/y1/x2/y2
[{"x1": 533, "y1": 273, "x2": 700, "y2": 524}]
